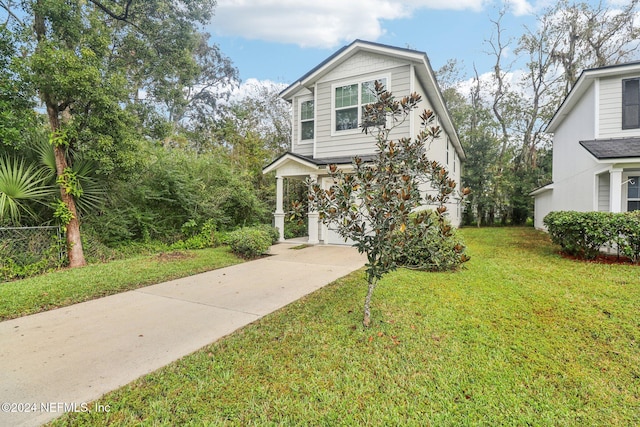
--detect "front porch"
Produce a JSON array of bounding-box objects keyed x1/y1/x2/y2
[
  {"x1": 595, "y1": 166, "x2": 640, "y2": 213},
  {"x1": 263, "y1": 152, "x2": 359, "y2": 245},
  {"x1": 581, "y1": 138, "x2": 640, "y2": 213}
]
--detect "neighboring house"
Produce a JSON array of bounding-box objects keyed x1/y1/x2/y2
[
  {"x1": 532, "y1": 61, "x2": 640, "y2": 230},
  {"x1": 263, "y1": 40, "x2": 466, "y2": 244}
]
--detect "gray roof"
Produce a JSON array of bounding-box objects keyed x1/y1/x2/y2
[{"x1": 579, "y1": 137, "x2": 640, "y2": 159}]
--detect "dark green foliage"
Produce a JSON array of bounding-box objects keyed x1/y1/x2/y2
[
  {"x1": 394, "y1": 211, "x2": 468, "y2": 272},
  {"x1": 544, "y1": 210, "x2": 640, "y2": 261},
  {"x1": 170, "y1": 219, "x2": 219, "y2": 250},
  {"x1": 227, "y1": 227, "x2": 272, "y2": 259},
  {"x1": 0, "y1": 0, "x2": 282, "y2": 269},
  {"x1": 254, "y1": 224, "x2": 280, "y2": 245},
  {"x1": 614, "y1": 212, "x2": 640, "y2": 262},
  {"x1": 86, "y1": 144, "x2": 268, "y2": 246},
  {"x1": 284, "y1": 219, "x2": 307, "y2": 239},
  {"x1": 0, "y1": 25, "x2": 39, "y2": 149}
]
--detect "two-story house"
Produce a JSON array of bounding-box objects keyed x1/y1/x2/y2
[
  {"x1": 532, "y1": 61, "x2": 640, "y2": 229},
  {"x1": 263, "y1": 40, "x2": 466, "y2": 244}
]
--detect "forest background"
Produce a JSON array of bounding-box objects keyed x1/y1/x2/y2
[{"x1": 0, "y1": 0, "x2": 639, "y2": 268}]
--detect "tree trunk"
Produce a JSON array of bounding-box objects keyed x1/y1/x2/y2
[
  {"x1": 46, "y1": 104, "x2": 87, "y2": 268},
  {"x1": 363, "y1": 277, "x2": 377, "y2": 328},
  {"x1": 35, "y1": 1, "x2": 86, "y2": 268},
  {"x1": 54, "y1": 145, "x2": 86, "y2": 268}
]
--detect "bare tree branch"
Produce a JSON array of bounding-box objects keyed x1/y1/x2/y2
[
  {"x1": 0, "y1": 0, "x2": 23, "y2": 25},
  {"x1": 87, "y1": 0, "x2": 133, "y2": 21}
]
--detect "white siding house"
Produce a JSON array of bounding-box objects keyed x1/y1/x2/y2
[
  {"x1": 532, "y1": 61, "x2": 640, "y2": 229},
  {"x1": 263, "y1": 40, "x2": 466, "y2": 244}
]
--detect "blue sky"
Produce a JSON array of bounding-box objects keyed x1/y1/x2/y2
[{"x1": 207, "y1": 0, "x2": 548, "y2": 85}]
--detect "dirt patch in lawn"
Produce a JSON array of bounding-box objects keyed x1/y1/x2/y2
[
  {"x1": 559, "y1": 252, "x2": 638, "y2": 265},
  {"x1": 155, "y1": 251, "x2": 195, "y2": 262}
]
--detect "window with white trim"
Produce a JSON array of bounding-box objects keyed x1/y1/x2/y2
[
  {"x1": 446, "y1": 141, "x2": 450, "y2": 165},
  {"x1": 333, "y1": 77, "x2": 387, "y2": 132},
  {"x1": 623, "y1": 78, "x2": 640, "y2": 130},
  {"x1": 300, "y1": 100, "x2": 314, "y2": 141},
  {"x1": 453, "y1": 150, "x2": 456, "y2": 173},
  {"x1": 628, "y1": 176, "x2": 640, "y2": 211}
]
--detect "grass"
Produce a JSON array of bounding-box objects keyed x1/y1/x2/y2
[
  {"x1": 289, "y1": 243, "x2": 313, "y2": 250},
  {"x1": 0, "y1": 247, "x2": 242, "y2": 321},
  {"x1": 45, "y1": 227, "x2": 640, "y2": 425}
]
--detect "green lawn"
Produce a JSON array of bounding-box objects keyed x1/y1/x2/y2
[
  {"x1": 0, "y1": 247, "x2": 242, "y2": 321},
  {"x1": 51, "y1": 228, "x2": 640, "y2": 426}
]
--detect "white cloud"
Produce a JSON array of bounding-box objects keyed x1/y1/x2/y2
[
  {"x1": 505, "y1": 0, "x2": 533, "y2": 16},
  {"x1": 211, "y1": 0, "x2": 490, "y2": 48},
  {"x1": 607, "y1": 0, "x2": 635, "y2": 6}
]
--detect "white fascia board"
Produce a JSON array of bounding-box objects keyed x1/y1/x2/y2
[
  {"x1": 281, "y1": 41, "x2": 425, "y2": 100},
  {"x1": 415, "y1": 62, "x2": 466, "y2": 162},
  {"x1": 263, "y1": 154, "x2": 319, "y2": 175},
  {"x1": 546, "y1": 74, "x2": 592, "y2": 133},
  {"x1": 529, "y1": 183, "x2": 554, "y2": 196},
  {"x1": 547, "y1": 62, "x2": 640, "y2": 133},
  {"x1": 593, "y1": 157, "x2": 640, "y2": 165}
]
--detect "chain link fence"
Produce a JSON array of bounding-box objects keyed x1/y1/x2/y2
[{"x1": 0, "y1": 226, "x2": 66, "y2": 282}]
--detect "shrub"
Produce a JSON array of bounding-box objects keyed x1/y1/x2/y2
[
  {"x1": 613, "y1": 211, "x2": 640, "y2": 263},
  {"x1": 393, "y1": 211, "x2": 469, "y2": 272},
  {"x1": 226, "y1": 227, "x2": 272, "y2": 259},
  {"x1": 170, "y1": 219, "x2": 219, "y2": 250},
  {"x1": 284, "y1": 219, "x2": 306, "y2": 239},
  {"x1": 543, "y1": 210, "x2": 640, "y2": 261},
  {"x1": 86, "y1": 144, "x2": 269, "y2": 246},
  {"x1": 254, "y1": 224, "x2": 280, "y2": 245}
]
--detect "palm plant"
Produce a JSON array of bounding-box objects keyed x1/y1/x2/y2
[
  {"x1": 0, "y1": 156, "x2": 54, "y2": 225},
  {"x1": 33, "y1": 137, "x2": 106, "y2": 215}
]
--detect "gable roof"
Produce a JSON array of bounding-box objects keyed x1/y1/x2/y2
[
  {"x1": 580, "y1": 137, "x2": 640, "y2": 160},
  {"x1": 280, "y1": 40, "x2": 428, "y2": 99},
  {"x1": 547, "y1": 61, "x2": 640, "y2": 133},
  {"x1": 280, "y1": 39, "x2": 465, "y2": 162}
]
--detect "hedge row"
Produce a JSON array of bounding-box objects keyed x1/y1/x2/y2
[{"x1": 543, "y1": 211, "x2": 640, "y2": 261}]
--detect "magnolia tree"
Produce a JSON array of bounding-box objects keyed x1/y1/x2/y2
[{"x1": 308, "y1": 82, "x2": 470, "y2": 327}]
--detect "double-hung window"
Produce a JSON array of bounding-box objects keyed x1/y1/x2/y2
[
  {"x1": 300, "y1": 100, "x2": 314, "y2": 141},
  {"x1": 334, "y1": 77, "x2": 387, "y2": 133},
  {"x1": 622, "y1": 78, "x2": 640, "y2": 130},
  {"x1": 628, "y1": 176, "x2": 640, "y2": 211},
  {"x1": 335, "y1": 84, "x2": 359, "y2": 131}
]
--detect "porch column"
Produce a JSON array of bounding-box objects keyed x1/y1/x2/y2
[
  {"x1": 308, "y1": 173, "x2": 320, "y2": 244},
  {"x1": 274, "y1": 175, "x2": 285, "y2": 242},
  {"x1": 610, "y1": 169, "x2": 623, "y2": 213}
]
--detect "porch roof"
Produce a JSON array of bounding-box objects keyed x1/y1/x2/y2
[
  {"x1": 579, "y1": 137, "x2": 640, "y2": 160},
  {"x1": 529, "y1": 182, "x2": 554, "y2": 196},
  {"x1": 262, "y1": 151, "x2": 377, "y2": 175}
]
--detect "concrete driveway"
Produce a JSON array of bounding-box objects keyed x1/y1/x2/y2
[{"x1": 0, "y1": 243, "x2": 366, "y2": 427}]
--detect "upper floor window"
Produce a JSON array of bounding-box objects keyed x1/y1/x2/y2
[
  {"x1": 453, "y1": 150, "x2": 457, "y2": 173},
  {"x1": 622, "y1": 78, "x2": 640, "y2": 129},
  {"x1": 334, "y1": 77, "x2": 387, "y2": 132},
  {"x1": 335, "y1": 84, "x2": 359, "y2": 131},
  {"x1": 446, "y1": 140, "x2": 450, "y2": 165},
  {"x1": 300, "y1": 100, "x2": 314, "y2": 141}
]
